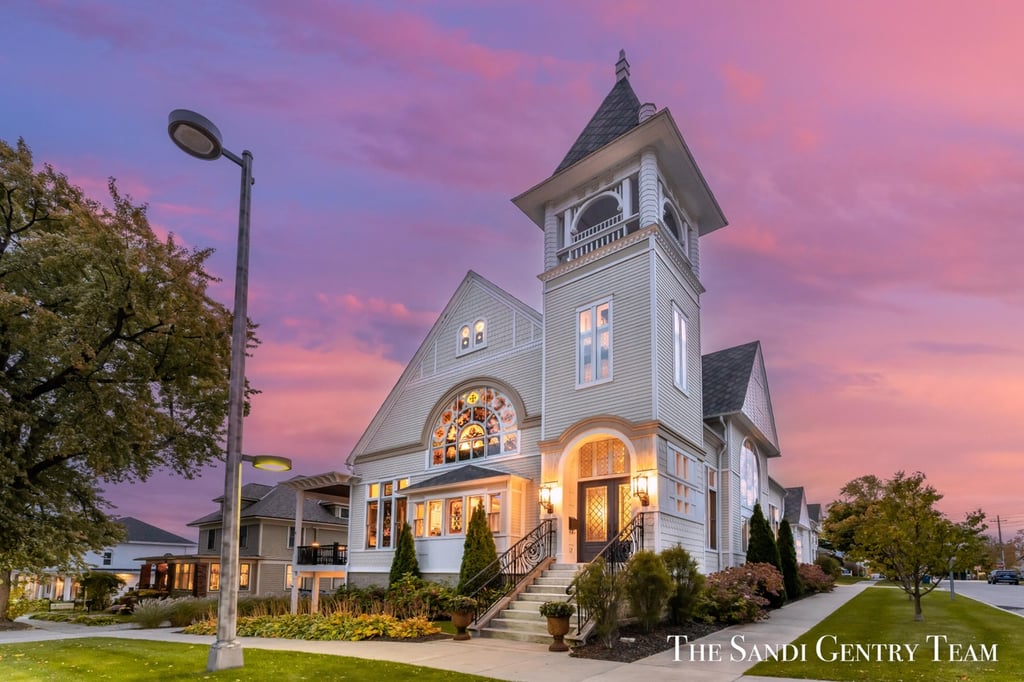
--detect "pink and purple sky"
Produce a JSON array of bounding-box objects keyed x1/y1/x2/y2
[{"x1": 5, "y1": 1, "x2": 1024, "y2": 540}]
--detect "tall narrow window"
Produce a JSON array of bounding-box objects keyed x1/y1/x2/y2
[
  {"x1": 238, "y1": 563, "x2": 251, "y2": 591},
  {"x1": 365, "y1": 501, "x2": 379, "y2": 549},
  {"x1": 740, "y1": 440, "x2": 759, "y2": 509},
  {"x1": 706, "y1": 469, "x2": 718, "y2": 550},
  {"x1": 673, "y1": 305, "x2": 687, "y2": 392},
  {"x1": 207, "y1": 529, "x2": 218, "y2": 551},
  {"x1": 578, "y1": 300, "x2": 611, "y2": 386}
]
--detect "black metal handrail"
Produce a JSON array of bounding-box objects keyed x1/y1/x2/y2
[
  {"x1": 566, "y1": 511, "x2": 649, "y2": 636},
  {"x1": 464, "y1": 518, "x2": 556, "y2": 622},
  {"x1": 296, "y1": 543, "x2": 347, "y2": 566}
]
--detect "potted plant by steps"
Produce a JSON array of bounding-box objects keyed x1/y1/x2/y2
[
  {"x1": 446, "y1": 595, "x2": 478, "y2": 641},
  {"x1": 538, "y1": 600, "x2": 576, "y2": 652}
]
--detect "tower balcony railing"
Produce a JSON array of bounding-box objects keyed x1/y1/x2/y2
[{"x1": 558, "y1": 212, "x2": 640, "y2": 263}]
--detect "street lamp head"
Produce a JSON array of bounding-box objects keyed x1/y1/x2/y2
[
  {"x1": 242, "y1": 454, "x2": 293, "y2": 472},
  {"x1": 168, "y1": 109, "x2": 224, "y2": 160}
]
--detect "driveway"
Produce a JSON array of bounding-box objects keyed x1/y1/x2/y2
[{"x1": 939, "y1": 579, "x2": 1024, "y2": 616}]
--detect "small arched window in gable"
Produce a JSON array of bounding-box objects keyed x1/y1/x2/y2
[
  {"x1": 430, "y1": 387, "x2": 519, "y2": 466},
  {"x1": 457, "y1": 319, "x2": 487, "y2": 355}
]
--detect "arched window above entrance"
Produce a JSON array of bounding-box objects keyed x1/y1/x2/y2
[{"x1": 577, "y1": 438, "x2": 629, "y2": 479}]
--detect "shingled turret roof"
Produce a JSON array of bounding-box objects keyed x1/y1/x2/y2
[{"x1": 555, "y1": 50, "x2": 641, "y2": 173}]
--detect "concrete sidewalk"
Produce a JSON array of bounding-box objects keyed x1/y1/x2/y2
[{"x1": 2, "y1": 582, "x2": 870, "y2": 681}]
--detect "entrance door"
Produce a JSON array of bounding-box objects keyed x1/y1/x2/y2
[{"x1": 578, "y1": 477, "x2": 631, "y2": 562}]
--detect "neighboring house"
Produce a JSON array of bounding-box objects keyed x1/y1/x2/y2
[
  {"x1": 18, "y1": 516, "x2": 195, "y2": 601},
  {"x1": 337, "y1": 51, "x2": 817, "y2": 591},
  {"x1": 784, "y1": 487, "x2": 819, "y2": 564},
  {"x1": 136, "y1": 480, "x2": 348, "y2": 599}
]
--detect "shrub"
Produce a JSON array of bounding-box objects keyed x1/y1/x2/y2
[
  {"x1": 538, "y1": 601, "x2": 575, "y2": 618},
  {"x1": 389, "y1": 522, "x2": 421, "y2": 585},
  {"x1": 798, "y1": 563, "x2": 836, "y2": 593},
  {"x1": 661, "y1": 545, "x2": 704, "y2": 624},
  {"x1": 334, "y1": 584, "x2": 388, "y2": 614},
  {"x1": 815, "y1": 555, "x2": 842, "y2": 579},
  {"x1": 443, "y1": 594, "x2": 477, "y2": 614},
  {"x1": 167, "y1": 597, "x2": 216, "y2": 626},
  {"x1": 387, "y1": 575, "x2": 449, "y2": 620},
  {"x1": 6, "y1": 593, "x2": 49, "y2": 620},
  {"x1": 777, "y1": 520, "x2": 803, "y2": 600},
  {"x1": 572, "y1": 559, "x2": 622, "y2": 648},
  {"x1": 79, "y1": 571, "x2": 125, "y2": 611},
  {"x1": 695, "y1": 563, "x2": 784, "y2": 625},
  {"x1": 621, "y1": 551, "x2": 672, "y2": 633},
  {"x1": 457, "y1": 503, "x2": 498, "y2": 595},
  {"x1": 182, "y1": 612, "x2": 440, "y2": 640},
  {"x1": 132, "y1": 599, "x2": 174, "y2": 628}
]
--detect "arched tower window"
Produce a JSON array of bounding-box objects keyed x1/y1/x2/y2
[
  {"x1": 740, "y1": 440, "x2": 759, "y2": 509},
  {"x1": 663, "y1": 201, "x2": 690, "y2": 256},
  {"x1": 575, "y1": 195, "x2": 622, "y2": 235},
  {"x1": 431, "y1": 387, "x2": 518, "y2": 466}
]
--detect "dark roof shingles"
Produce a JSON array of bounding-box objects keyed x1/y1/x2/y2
[
  {"x1": 403, "y1": 464, "x2": 512, "y2": 492},
  {"x1": 555, "y1": 77, "x2": 641, "y2": 173},
  {"x1": 701, "y1": 341, "x2": 760, "y2": 418},
  {"x1": 115, "y1": 516, "x2": 192, "y2": 545},
  {"x1": 189, "y1": 485, "x2": 343, "y2": 527}
]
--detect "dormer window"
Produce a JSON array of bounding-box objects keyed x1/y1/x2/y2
[{"x1": 457, "y1": 319, "x2": 487, "y2": 355}]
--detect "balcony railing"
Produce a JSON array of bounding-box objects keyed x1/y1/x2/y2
[
  {"x1": 557, "y1": 213, "x2": 640, "y2": 264},
  {"x1": 297, "y1": 543, "x2": 347, "y2": 566}
]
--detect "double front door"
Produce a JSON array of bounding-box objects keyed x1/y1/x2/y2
[{"x1": 578, "y1": 477, "x2": 632, "y2": 562}]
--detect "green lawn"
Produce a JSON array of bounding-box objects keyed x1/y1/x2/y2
[
  {"x1": 0, "y1": 638, "x2": 503, "y2": 681},
  {"x1": 749, "y1": 586, "x2": 1023, "y2": 681}
]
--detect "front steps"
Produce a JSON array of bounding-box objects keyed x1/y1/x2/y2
[{"x1": 478, "y1": 563, "x2": 583, "y2": 644}]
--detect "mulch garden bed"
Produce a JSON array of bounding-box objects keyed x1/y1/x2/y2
[{"x1": 570, "y1": 620, "x2": 726, "y2": 663}]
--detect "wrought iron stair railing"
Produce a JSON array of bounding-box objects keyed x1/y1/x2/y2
[
  {"x1": 463, "y1": 518, "x2": 556, "y2": 622},
  {"x1": 566, "y1": 511, "x2": 649, "y2": 636}
]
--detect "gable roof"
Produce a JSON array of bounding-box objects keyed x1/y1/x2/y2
[
  {"x1": 555, "y1": 66, "x2": 640, "y2": 173},
  {"x1": 402, "y1": 464, "x2": 513, "y2": 493},
  {"x1": 114, "y1": 516, "x2": 192, "y2": 545},
  {"x1": 347, "y1": 270, "x2": 542, "y2": 466},
  {"x1": 188, "y1": 483, "x2": 344, "y2": 527},
  {"x1": 807, "y1": 503, "x2": 822, "y2": 523},
  {"x1": 702, "y1": 341, "x2": 760, "y2": 418},
  {"x1": 784, "y1": 487, "x2": 807, "y2": 525}
]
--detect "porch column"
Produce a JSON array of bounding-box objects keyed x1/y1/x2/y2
[
  {"x1": 290, "y1": 489, "x2": 305, "y2": 614},
  {"x1": 311, "y1": 575, "x2": 320, "y2": 614}
]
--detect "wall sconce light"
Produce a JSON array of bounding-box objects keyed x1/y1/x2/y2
[
  {"x1": 633, "y1": 473, "x2": 650, "y2": 507},
  {"x1": 539, "y1": 485, "x2": 553, "y2": 513}
]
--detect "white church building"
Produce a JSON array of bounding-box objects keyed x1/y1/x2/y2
[{"x1": 332, "y1": 51, "x2": 806, "y2": 600}]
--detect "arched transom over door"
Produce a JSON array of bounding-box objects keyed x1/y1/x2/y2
[{"x1": 576, "y1": 438, "x2": 632, "y2": 562}]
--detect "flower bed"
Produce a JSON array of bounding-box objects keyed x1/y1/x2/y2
[{"x1": 182, "y1": 613, "x2": 440, "y2": 641}]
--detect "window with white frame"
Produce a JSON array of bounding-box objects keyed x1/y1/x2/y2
[
  {"x1": 102, "y1": 551, "x2": 112, "y2": 566},
  {"x1": 365, "y1": 479, "x2": 409, "y2": 549},
  {"x1": 667, "y1": 445, "x2": 702, "y2": 520},
  {"x1": 577, "y1": 299, "x2": 611, "y2": 386},
  {"x1": 673, "y1": 305, "x2": 687, "y2": 392},
  {"x1": 430, "y1": 387, "x2": 518, "y2": 466},
  {"x1": 740, "y1": 440, "x2": 760, "y2": 509},
  {"x1": 457, "y1": 319, "x2": 487, "y2": 355},
  {"x1": 706, "y1": 468, "x2": 718, "y2": 549},
  {"x1": 412, "y1": 492, "x2": 503, "y2": 538}
]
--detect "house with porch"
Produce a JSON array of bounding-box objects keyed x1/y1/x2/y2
[
  {"x1": 339, "y1": 52, "x2": 812, "y2": 641},
  {"x1": 136, "y1": 480, "x2": 349, "y2": 599},
  {"x1": 17, "y1": 516, "x2": 195, "y2": 602}
]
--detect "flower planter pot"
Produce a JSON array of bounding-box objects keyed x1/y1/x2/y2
[
  {"x1": 545, "y1": 615, "x2": 571, "y2": 652},
  {"x1": 450, "y1": 610, "x2": 474, "y2": 640}
]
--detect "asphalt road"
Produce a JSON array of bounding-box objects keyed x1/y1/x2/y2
[{"x1": 939, "y1": 579, "x2": 1024, "y2": 614}]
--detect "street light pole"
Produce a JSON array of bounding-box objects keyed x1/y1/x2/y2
[{"x1": 167, "y1": 109, "x2": 253, "y2": 671}]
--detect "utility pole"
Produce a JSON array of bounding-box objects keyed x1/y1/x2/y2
[{"x1": 996, "y1": 515, "x2": 1004, "y2": 568}]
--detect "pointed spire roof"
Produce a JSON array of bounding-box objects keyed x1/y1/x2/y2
[{"x1": 555, "y1": 50, "x2": 641, "y2": 173}]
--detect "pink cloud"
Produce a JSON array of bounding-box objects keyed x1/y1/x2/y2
[{"x1": 720, "y1": 64, "x2": 764, "y2": 102}]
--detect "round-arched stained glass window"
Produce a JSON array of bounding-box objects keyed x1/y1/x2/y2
[{"x1": 431, "y1": 387, "x2": 518, "y2": 466}]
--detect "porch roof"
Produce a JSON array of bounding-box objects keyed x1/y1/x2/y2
[{"x1": 402, "y1": 464, "x2": 521, "y2": 494}]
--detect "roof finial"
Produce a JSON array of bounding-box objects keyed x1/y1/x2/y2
[{"x1": 615, "y1": 49, "x2": 630, "y2": 82}]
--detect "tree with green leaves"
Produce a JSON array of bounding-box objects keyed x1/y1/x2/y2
[
  {"x1": 80, "y1": 571, "x2": 126, "y2": 611},
  {"x1": 457, "y1": 503, "x2": 498, "y2": 594},
  {"x1": 0, "y1": 138, "x2": 239, "y2": 621},
  {"x1": 389, "y1": 521, "x2": 420, "y2": 585},
  {"x1": 845, "y1": 471, "x2": 987, "y2": 621},
  {"x1": 821, "y1": 474, "x2": 883, "y2": 554},
  {"x1": 746, "y1": 503, "x2": 781, "y2": 569},
  {"x1": 777, "y1": 519, "x2": 802, "y2": 599},
  {"x1": 746, "y1": 502, "x2": 784, "y2": 606}
]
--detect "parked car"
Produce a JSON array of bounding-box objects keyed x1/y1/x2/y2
[{"x1": 987, "y1": 569, "x2": 1021, "y2": 585}]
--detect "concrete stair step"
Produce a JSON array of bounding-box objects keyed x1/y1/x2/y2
[
  {"x1": 498, "y1": 608, "x2": 544, "y2": 622},
  {"x1": 487, "y1": 618, "x2": 551, "y2": 634},
  {"x1": 478, "y1": 627, "x2": 553, "y2": 645}
]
